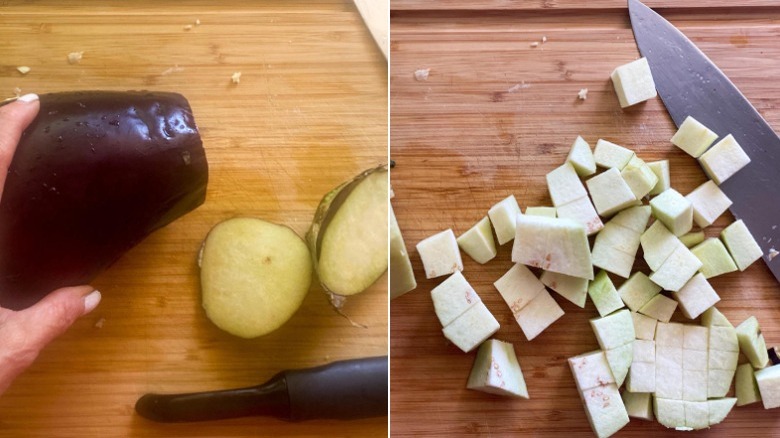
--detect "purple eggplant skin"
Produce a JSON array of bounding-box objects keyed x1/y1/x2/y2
[{"x1": 0, "y1": 91, "x2": 208, "y2": 310}]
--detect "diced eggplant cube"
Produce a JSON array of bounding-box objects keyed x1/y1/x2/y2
[
  {"x1": 736, "y1": 316, "x2": 770, "y2": 369},
  {"x1": 621, "y1": 156, "x2": 658, "y2": 200},
  {"x1": 567, "y1": 136, "x2": 597, "y2": 177},
  {"x1": 515, "y1": 289, "x2": 565, "y2": 341},
  {"x1": 547, "y1": 162, "x2": 588, "y2": 207},
  {"x1": 593, "y1": 139, "x2": 635, "y2": 170},
  {"x1": 735, "y1": 363, "x2": 762, "y2": 406},
  {"x1": 673, "y1": 273, "x2": 720, "y2": 319},
  {"x1": 755, "y1": 364, "x2": 780, "y2": 409},
  {"x1": 442, "y1": 301, "x2": 500, "y2": 353},
  {"x1": 638, "y1": 293, "x2": 678, "y2": 323},
  {"x1": 555, "y1": 196, "x2": 604, "y2": 235},
  {"x1": 568, "y1": 350, "x2": 616, "y2": 392},
  {"x1": 680, "y1": 231, "x2": 705, "y2": 248},
  {"x1": 430, "y1": 271, "x2": 481, "y2": 327},
  {"x1": 686, "y1": 180, "x2": 732, "y2": 228},
  {"x1": 640, "y1": 220, "x2": 680, "y2": 271},
  {"x1": 721, "y1": 219, "x2": 763, "y2": 271},
  {"x1": 622, "y1": 391, "x2": 654, "y2": 421},
  {"x1": 494, "y1": 263, "x2": 546, "y2": 316},
  {"x1": 586, "y1": 168, "x2": 637, "y2": 217},
  {"x1": 691, "y1": 238, "x2": 738, "y2": 279},
  {"x1": 610, "y1": 57, "x2": 657, "y2": 108},
  {"x1": 488, "y1": 195, "x2": 522, "y2": 245},
  {"x1": 649, "y1": 244, "x2": 702, "y2": 292},
  {"x1": 467, "y1": 339, "x2": 529, "y2": 399},
  {"x1": 707, "y1": 398, "x2": 737, "y2": 426},
  {"x1": 632, "y1": 312, "x2": 658, "y2": 341},
  {"x1": 541, "y1": 270, "x2": 588, "y2": 308},
  {"x1": 588, "y1": 270, "x2": 625, "y2": 317},
  {"x1": 416, "y1": 229, "x2": 463, "y2": 279},
  {"x1": 457, "y1": 216, "x2": 497, "y2": 264},
  {"x1": 670, "y1": 116, "x2": 718, "y2": 158},
  {"x1": 511, "y1": 215, "x2": 593, "y2": 280},
  {"x1": 650, "y1": 188, "x2": 693, "y2": 237},
  {"x1": 580, "y1": 384, "x2": 630, "y2": 438},
  {"x1": 618, "y1": 271, "x2": 662, "y2": 313},
  {"x1": 699, "y1": 134, "x2": 751, "y2": 185},
  {"x1": 647, "y1": 160, "x2": 670, "y2": 195},
  {"x1": 610, "y1": 205, "x2": 651, "y2": 234},
  {"x1": 590, "y1": 309, "x2": 635, "y2": 350}
]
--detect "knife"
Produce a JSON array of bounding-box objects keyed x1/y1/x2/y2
[
  {"x1": 353, "y1": 0, "x2": 388, "y2": 59},
  {"x1": 135, "y1": 356, "x2": 387, "y2": 422},
  {"x1": 628, "y1": 0, "x2": 780, "y2": 282}
]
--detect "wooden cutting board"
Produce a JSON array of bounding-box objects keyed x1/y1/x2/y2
[
  {"x1": 0, "y1": 1, "x2": 387, "y2": 437},
  {"x1": 390, "y1": 2, "x2": 780, "y2": 436}
]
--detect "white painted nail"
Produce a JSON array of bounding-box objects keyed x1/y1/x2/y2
[
  {"x1": 17, "y1": 93, "x2": 39, "y2": 103},
  {"x1": 83, "y1": 290, "x2": 102, "y2": 315}
]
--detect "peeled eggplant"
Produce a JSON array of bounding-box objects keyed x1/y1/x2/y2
[{"x1": 0, "y1": 91, "x2": 208, "y2": 310}]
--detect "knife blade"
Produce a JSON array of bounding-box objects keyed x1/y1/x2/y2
[
  {"x1": 353, "y1": 0, "x2": 388, "y2": 59},
  {"x1": 628, "y1": 0, "x2": 780, "y2": 282},
  {"x1": 135, "y1": 356, "x2": 388, "y2": 422}
]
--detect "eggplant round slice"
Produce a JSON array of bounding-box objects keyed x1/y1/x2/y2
[
  {"x1": 307, "y1": 165, "x2": 389, "y2": 298},
  {"x1": 200, "y1": 218, "x2": 312, "y2": 339}
]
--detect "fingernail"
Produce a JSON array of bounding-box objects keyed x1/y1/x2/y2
[
  {"x1": 83, "y1": 290, "x2": 102, "y2": 315},
  {"x1": 17, "y1": 93, "x2": 39, "y2": 103}
]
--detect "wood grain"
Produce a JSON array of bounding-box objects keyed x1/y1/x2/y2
[
  {"x1": 390, "y1": 4, "x2": 780, "y2": 437},
  {"x1": 0, "y1": 1, "x2": 388, "y2": 437},
  {"x1": 391, "y1": 0, "x2": 780, "y2": 11}
]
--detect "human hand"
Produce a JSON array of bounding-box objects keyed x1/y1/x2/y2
[{"x1": 0, "y1": 94, "x2": 101, "y2": 396}]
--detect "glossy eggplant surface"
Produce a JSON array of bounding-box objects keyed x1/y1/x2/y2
[{"x1": 0, "y1": 91, "x2": 208, "y2": 309}]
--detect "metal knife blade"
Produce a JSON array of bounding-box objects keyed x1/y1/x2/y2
[{"x1": 629, "y1": 0, "x2": 780, "y2": 282}]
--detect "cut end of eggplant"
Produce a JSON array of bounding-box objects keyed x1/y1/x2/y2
[
  {"x1": 200, "y1": 218, "x2": 312, "y2": 339},
  {"x1": 0, "y1": 91, "x2": 208, "y2": 310},
  {"x1": 307, "y1": 165, "x2": 389, "y2": 301}
]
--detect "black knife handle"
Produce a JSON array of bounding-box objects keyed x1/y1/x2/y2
[
  {"x1": 284, "y1": 356, "x2": 388, "y2": 421},
  {"x1": 134, "y1": 356, "x2": 388, "y2": 423},
  {"x1": 135, "y1": 373, "x2": 290, "y2": 422}
]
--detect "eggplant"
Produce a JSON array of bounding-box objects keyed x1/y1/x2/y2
[
  {"x1": 769, "y1": 346, "x2": 780, "y2": 366},
  {"x1": 306, "y1": 165, "x2": 388, "y2": 298},
  {"x1": 0, "y1": 91, "x2": 208, "y2": 310}
]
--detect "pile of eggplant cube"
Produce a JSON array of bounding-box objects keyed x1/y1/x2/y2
[{"x1": 412, "y1": 58, "x2": 780, "y2": 437}]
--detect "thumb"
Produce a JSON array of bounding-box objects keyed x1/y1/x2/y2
[
  {"x1": 14, "y1": 286, "x2": 101, "y2": 348},
  {"x1": 0, "y1": 286, "x2": 100, "y2": 395},
  {"x1": 0, "y1": 93, "x2": 40, "y2": 199}
]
